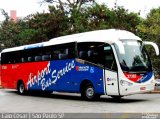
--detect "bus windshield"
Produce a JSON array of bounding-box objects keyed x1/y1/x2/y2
[{"x1": 115, "y1": 40, "x2": 152, "y2": 72}]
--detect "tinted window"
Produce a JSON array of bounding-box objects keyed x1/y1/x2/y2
[
  {"x1": 78, "y1": 42, "x2": 117, "y2": 71},
  {"x1": 104, "y1": 45, "x2": 117, "y2": 71},
  {"x1": 52, "y1": 43, "x2": 75, "y2": 60},
  {"x1": 1, "y1": 42, "x2": 76, "y2": 64},
  {"x1": 78, "y1": 42, "x2": 105, "y2": 65}
]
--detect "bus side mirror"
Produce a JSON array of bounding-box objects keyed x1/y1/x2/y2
[{"x1": 144, "y1": 41, "x2": 159, "y2": 56}]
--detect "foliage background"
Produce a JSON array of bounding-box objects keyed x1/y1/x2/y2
[{"x1": 0, "y1": 0, "x2": 159, "y2": 76}]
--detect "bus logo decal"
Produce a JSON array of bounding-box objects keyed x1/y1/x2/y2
[
  {"x1": 27, "y1": 60, "x2": 75, "y2": 91},
  {"x1": 107, "y1": 77, "x2": 116, "y2": 81},
  {"x1": 27, "y1": 62, "x2": 51, "y2": 89},
  {"x1": 76, "y1": 66, "x2": 89, "y2": 71},
  {"x1": 90, "y1": 67, "x2": 94, "y2": 73}
]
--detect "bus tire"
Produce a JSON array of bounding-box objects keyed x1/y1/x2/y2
[
  {"x1": 81, "y1": 83, "x2": 99, "y2": 101},
  {"x1": 17, "y1": 81, "x2": 25, "y2": 95}
]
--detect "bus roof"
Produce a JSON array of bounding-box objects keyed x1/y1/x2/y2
[{"x1": 1, "y1": 29, "x2": 141, "y2": 53}]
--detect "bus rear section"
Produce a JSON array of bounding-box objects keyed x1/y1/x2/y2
[
  {"x1": 1, "y1": 42, "x2": 107, "y2": 100},
  {"x1": 1, "y1": 58, "x2": 105, "y2": 100}
]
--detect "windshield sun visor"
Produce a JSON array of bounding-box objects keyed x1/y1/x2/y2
[{"x1": 115, "y1": 41, "x2": 125, "y2": 54}]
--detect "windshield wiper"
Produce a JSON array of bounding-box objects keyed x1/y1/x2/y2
[
  {"x1": 120, "y1": 60, "x2": 130, "y2": 72},
  {"x1": 122, "y1": 60, "x2": 127, "y2": 66}
]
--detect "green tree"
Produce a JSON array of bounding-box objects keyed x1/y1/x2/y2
[
  {"x1": 137, "y1": 7, "x2": 160, "y2": 75},
  {"x1": 84, "y1": 3, "x2": 141, "y2": 33},
  {"x1": 0, "y1": 1, "x2": 142, "y2": 49},
  {"x1": 0, "y1": 20, "x2": 21, "y2": 48}
]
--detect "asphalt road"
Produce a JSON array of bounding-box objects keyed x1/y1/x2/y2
[{"x1": 0, "y1": 89, "x2": 160, "y2": 113}]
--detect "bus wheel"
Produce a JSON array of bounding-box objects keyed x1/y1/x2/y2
[
  {"x1": 17, "y1": 81, "x2": 25, "y2": 95},
  {"x1": 81, "y1": 84, "x2": 99, "y2": 101}
]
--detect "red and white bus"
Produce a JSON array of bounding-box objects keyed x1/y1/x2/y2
[{"x1": 1, "y1": 29, "x2": 159, "y2": 100}]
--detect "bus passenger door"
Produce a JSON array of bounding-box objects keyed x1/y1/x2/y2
[
  {"x1": 105, "y1": 70, "x2": 119, "y2": 96},
  {"x1": 104, "y1": 45, "x2": 119, "y2": 96}
]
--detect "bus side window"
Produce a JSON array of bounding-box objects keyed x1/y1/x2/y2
[
  {"x1": 79, "y1": 51, "x2": 88, "y2": 59},
  {"x1": 52, "y1": 53, "x2": 58, "y2": 60},
  {"x1": 59, "y1": 48, "x2": 69, "y2": 60},
  {"x1": 52, "y1": 50, "x2": 60, "y2": 60},
  {"x1": 56, "y1": 48, "x2": 69, "y2": 60},
  {"x1": 66, "y1": 48, "x2": 75, "y2": 59},
  {"x1": 21, "y1": 58, "x2": 27, "y2": 63},
  {"x1": 58, "y1": 53, "x2": 68, "y2": 59},
  {"x1": 42, "y1": 55, "x2": 50, "y2": 61},
  {"x1": 51, "y1": 43, "x2": 75, "y2": 60},
  {"x1": 87, "y1": 50, "x2": 99, "y2": 63},
  {"x1": 57, "y1": 48, "x2": 68, "y2": 60},
  {"x1": 104, "y1": 45, "x2": 117, "y2": 71},
  {"x1": 78, "y1": 42, "x2": 105, "y2": 65},
  {"x1": 35, "y1": 56, "x2": 42, "y2": 61},
  {"x1": 28, "y1": 57, "x2": 34, "y2": 62},
  {"x1": 88, "y1": 50, "x2": 94, "y2": 57}
]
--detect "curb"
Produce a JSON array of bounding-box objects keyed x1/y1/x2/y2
[
  {"x1": 150, "y1": 91, "x2": 160, "y2": 94},
  {"x1": 145, "y1": 90, "x2": 160, "y2": 94}
]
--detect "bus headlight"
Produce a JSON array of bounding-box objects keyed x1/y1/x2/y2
[{"x1": 120, "y1": 80, "x2": 133, "y2": 86}]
